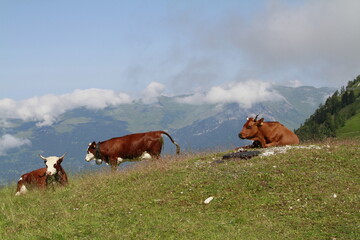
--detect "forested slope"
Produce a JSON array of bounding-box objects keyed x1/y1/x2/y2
[{"x1": 295, "y1": 75, "x2": 360, "y2": 140}]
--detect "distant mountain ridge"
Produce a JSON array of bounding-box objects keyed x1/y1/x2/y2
[{"x1": 0, "y1": 85, "x2": 335, "y2": 186}]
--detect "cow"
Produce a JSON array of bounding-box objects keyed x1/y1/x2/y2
[
  {"x1": 85, "y1": 131, "x2": 180, "y2": 171},
  {"x1": 238, "y1": 116, "x2": 300, "y2": 148},
  {"x1": 15, "y1": 154, "x2": 68, "y2": 196}
]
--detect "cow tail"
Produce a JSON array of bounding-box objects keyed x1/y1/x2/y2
[{"x1": 160, "y1": 131, "x2": 180, "y2": 154}]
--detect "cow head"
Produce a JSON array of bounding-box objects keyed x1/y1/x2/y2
[
  {"x1": 39, "y1": 154, "x2": 66, "y2": 176},
  {"x1": 238, "y1": 116, "x2": 265, "y2": 140},
  {"x1": 85, "y1": 142, "x2": 102, "y2": 164}
]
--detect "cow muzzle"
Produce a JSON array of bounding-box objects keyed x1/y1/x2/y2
[
  {"x1": 46, "y1": 170, "x2": 55, "y2": 176},
  {"x1": 85, "y1": 152, "x2": 95, "y2": 162}
]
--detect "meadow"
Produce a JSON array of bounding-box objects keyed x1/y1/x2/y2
[
  {"x1": 0, "y1": 139, "x2": 359, "y2": 239},
  {"x1": 337, "y1": 113, "x2": 360, "y2": 139}
]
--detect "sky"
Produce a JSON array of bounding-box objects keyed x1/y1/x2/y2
[{"x1": 1, "y1": 0, "x2": 360, "y2": 125}]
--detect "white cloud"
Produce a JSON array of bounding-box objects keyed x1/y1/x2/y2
[
  {"x1": 0, "y1": 89, "x2": 132, "y2": 126},
  {"x1": 282, "y1": 80, "x2": 303, "y2": 88},
  {"x1": 0, "y1": 134, "x2": 31, "y2": 156},
  {"x1": 141, "y1": 82, "x2": 165, "y2": 104},
  {"x1": 240, "y1": 1, "x2": 360, "y2": 69},
  {"x1": 177, "y1": 80, "x2": 284, "y2": 108},
  {"x1": 173, "y1": 0, "x2": 360, "y2": 88}
]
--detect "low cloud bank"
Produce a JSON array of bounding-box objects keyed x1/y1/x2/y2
[
  {"x1": 0, "y1": 134, "x2": 31, "y2": 156},
  {"x1": 0, "y1": 81, "x2": 284, "y2": 126},
  {"x1": 0, "y1": 89, "x2": 132, "y2": 126},
  {"x1": 141, "y1": 82, "x2": 165, "y2": 104},
  {"x1": 176, "y1": 80, "x2": 284, "y2": 108}
]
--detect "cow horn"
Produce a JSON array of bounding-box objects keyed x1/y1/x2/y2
[
  {"x1": 59, "y1": 153, "x2": 66, "y2": 159},
  {"x1": 254, "y1": 114, "x2": 259, "y2": 121},
  {"x1": 39, "y1": 154, "x2": 47, "y2": 160}
]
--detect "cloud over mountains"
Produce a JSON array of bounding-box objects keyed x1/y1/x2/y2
[
  {"x1": 0, "y1": 81, "x2": 287, "y2": 126},
  {"x1": 165, "y1": 0, "x2": 360, "y2": 92},
  {"x1": 0, "y1": 89, "x2": 131, "y2": 126},
  {"x1": 177, "y1": 80, "x2": 284, "y2": 108},
  {"x1": 0, "y1": 134, "x2": 31, "y2": 156},
  {"x1": 141, "y1": 82, "x2": 165, "y2": 104}
]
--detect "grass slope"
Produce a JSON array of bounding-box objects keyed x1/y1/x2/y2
[
  {"x1": 337, "y1": 112, "x2": 360, "y2": 138},
  {"x1": 1, "y1": 140, "x2": 359, "y2": 239}
]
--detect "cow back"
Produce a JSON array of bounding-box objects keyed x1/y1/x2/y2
[
  {"x1": 21, "y1": 168, "x2": 47, "y2": 188},
  {"x1": 261, "y1": 122, "x2": 299, "y2": 145},
  {"x1": 100, "y1": 131, "x2": 163, "y2": 159}
]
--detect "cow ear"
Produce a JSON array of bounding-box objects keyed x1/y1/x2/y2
[{"x1": 257, "y1": 118, "x2": 265, "y2": 126}]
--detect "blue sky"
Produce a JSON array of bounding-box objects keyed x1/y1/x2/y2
[
  {"x1": 1, "y1": 0, "x2": 360, "y2": 101},
  {"x1": 1, "y1": 0, "x2": 360, "y2": 152}
]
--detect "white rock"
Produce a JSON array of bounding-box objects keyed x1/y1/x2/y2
[{"x1": 204, "y1": 196, "x2": 214, "y2": 204}]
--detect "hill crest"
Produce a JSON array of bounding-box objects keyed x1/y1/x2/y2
[{"x1": 0, "y1": 85, "x2": 334, "y2": 185}]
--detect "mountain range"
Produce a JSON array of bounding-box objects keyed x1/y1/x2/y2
[{"x1": 0, "y1": 85, "x2": 334, "y2": 186}]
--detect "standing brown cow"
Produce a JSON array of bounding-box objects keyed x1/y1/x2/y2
[
  {"x1": 15, "y1": 154, "x2": 68, "y2": 196},
  {"x1": 239, "y1": 116, "x2": 299, "y2": 148},
  {"x1": 85, "y1": 131, "x2": 180, "y2": 171}
]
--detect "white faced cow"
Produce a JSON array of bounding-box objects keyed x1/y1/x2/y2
[
  {"x1": 85, "y1": 131, "x2": 180, "y2": 172},
  {"x1": 15, "y1": 154, "x2": 68, "y2": 196}
]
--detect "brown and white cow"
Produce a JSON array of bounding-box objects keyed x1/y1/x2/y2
[
  {"x1": 85, "y1": 131, "x2": 180, "y2": 171},
  {"x1": 15, "y1": 154, "x2": 68, "y2": 196},
  {"x1": 238, "y1": 116, "x2": 300, "y2": 148}
]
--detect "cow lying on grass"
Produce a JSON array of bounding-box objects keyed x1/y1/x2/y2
[
  {"x1": 239, "y1": 116, "x2": 300, "y2": 148},
  {"x1": 15, "y1": 154, "x2": 68, "y2": 196},
  {"x1": 85, "y1": 131, "x2": 180, "y2": 171}
]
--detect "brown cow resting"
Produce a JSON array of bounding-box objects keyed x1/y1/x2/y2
[
  {"x1": 239, "y1": 116, "x2": 299, "y2": 148},
  {"x1": 15, "y1": 154, "x2": 68, "y2": 196},
  {"x1": 85, "y1": 130, "x2": 180, "y2": 171}
]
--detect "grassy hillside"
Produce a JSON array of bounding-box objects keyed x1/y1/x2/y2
[
  {"x1": 0, "y1": 85, "x2": 335, "y2": 186},
  {"x1": 337, "y1": 112, "x2": 360, "y2": 138},
  {"x1": 295, "y1": 75, "x2": 360, "y2": 141},
  {"x1": 1, "y1": 139, "x2": 359, "y2": 239}
]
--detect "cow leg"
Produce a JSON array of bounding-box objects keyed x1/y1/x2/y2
[
  {"x1": 111, "y1": 165, "x2": 117, "y2": 172},
  {"x1": 264, "y1": 141, "x2": 280, "y2": 148},
  {"x1": 15, "y1": 177, "x2": 28, "y2": 196},
  {"x1": 248, "y1": 137, "x2": 267, "y2": 148},
  {"x1": 109, "y1": 158, "x2": 118, "y2": 173},
  {"x1": 147, "y1": 138, "x2": 163, "y2": 159},
  {"x1": 140, "y1": 152, "x2": 152, "y2": 160},
  {"x1": 238, "y1": 140, "x2": 262, "y2": 149},
  {"x1": 148, "y1": 140, "x2": 163, "y2": 159}
]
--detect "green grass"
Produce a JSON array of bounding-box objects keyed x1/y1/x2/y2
[
  {"x1": 1, "y1": 139, "x2": 359, "y2": 239},
  {"x1": 337, "y1": 113, "x2": 360, "y2": 138},
  {"x1": 54, "y1": 117, "x2": 92, "y2": 133}
]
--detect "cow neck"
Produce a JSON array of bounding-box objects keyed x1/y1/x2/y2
[
  {"x1": 250, "y1": 127, "x2": 265, "y2": 139},
  {"x1": 95, "y1": 142, "x2": 102, "y2": 159},
  {"x1": 46, "y1": 171, "x2": 60, "y2": 185},
  {"x1": 55, "y1": 170, "x2": 62, "y2": 182}
]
